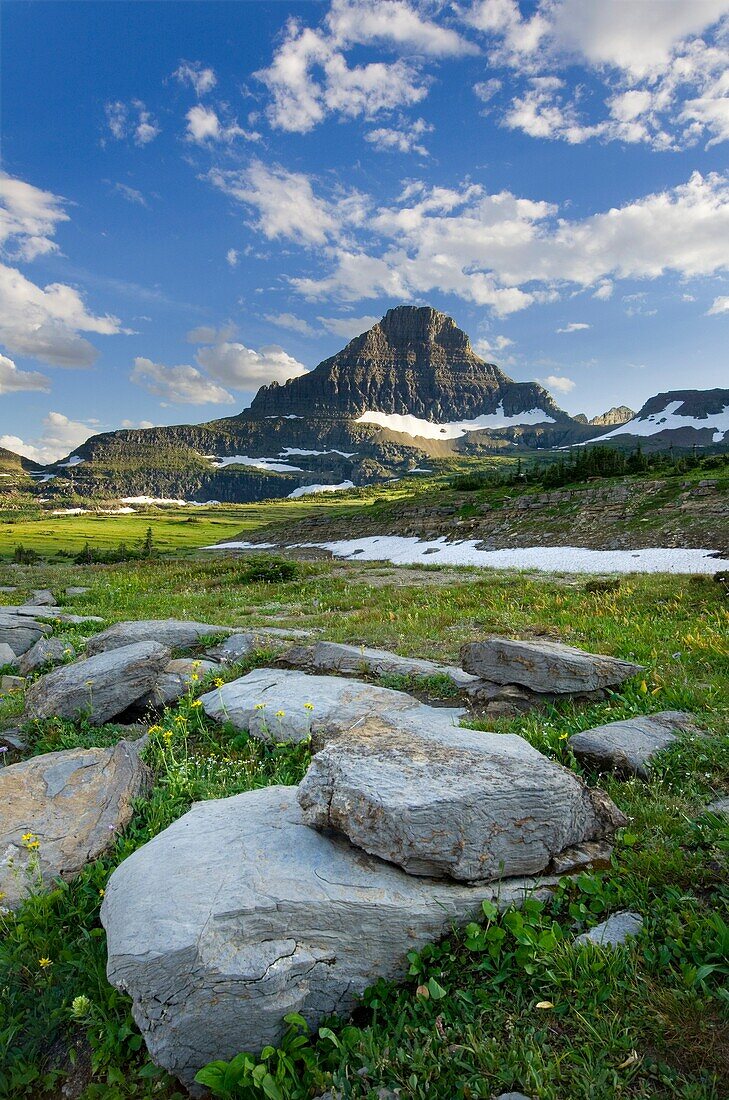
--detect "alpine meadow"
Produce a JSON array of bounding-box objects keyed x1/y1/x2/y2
[{"x1": 0, "y1": 3, "x2": 727, "y2": 1100}]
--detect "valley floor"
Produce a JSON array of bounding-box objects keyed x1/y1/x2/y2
[{"x1": 1, "y1": 554, "x2": 727, "y2": 1099}]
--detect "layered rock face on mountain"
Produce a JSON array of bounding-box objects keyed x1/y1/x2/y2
[
  {"x1": 590, "y1": 406, "x2": 635, "y2": 427},
  {"x1": 249, "y1": 306, "x2": 566, "y2": 423}
]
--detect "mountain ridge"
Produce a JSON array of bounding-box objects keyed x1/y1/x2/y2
[{"x1": 3, "y1": 307, "x2": 726, "y2": 504}]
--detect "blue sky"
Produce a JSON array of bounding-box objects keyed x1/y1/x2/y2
[{"x1": 1, "y1": 0, "x2": 728, "y2": 461}]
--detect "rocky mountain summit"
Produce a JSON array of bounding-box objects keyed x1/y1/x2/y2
[{"x1": 249, "y1": 306, "x2": 566, "y2": 423}]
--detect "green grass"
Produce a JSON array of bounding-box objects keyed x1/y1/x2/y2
[{"x1": 0, "y1": 556, "x2": 727, "y2": 1099}]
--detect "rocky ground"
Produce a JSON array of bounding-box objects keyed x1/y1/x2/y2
[{"x1": 0, "y1": 561, "x2": 727, "y2": 1100}]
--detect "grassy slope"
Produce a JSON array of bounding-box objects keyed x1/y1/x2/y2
[
  {"x1": 2, "y1": 457, "x2": 728, "y2": 563},
  {"x1": 0, "y1": 556, "x2": 727, "y2": 1100}
]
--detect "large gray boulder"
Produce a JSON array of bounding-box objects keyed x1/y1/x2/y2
[
  {"x1": 298, "y1": 717, "x2": 625, "y2": 881},
  {"x1": 85, "y1": 619, "x2": 232, "y2": 656},
  {"x1": 18, "y1": 636, "x2": 73, "y2": 676},
  {"x1": 0, "y1": 612, "x2": 50, "y2": 656},
  {"x1": 102, "y1": 785, "x2": 557, "y2": 1089},
  {"x1": 24, "y1": 641, "x2": 170, "y2": 724},
  {"x1": 199, "y1": 668, "x2": 465, "y2": 744},
  {"x1": 568, "y1": 711, "x2": 698, "y2": 778},
  {"x1": 461, "y1": 637, "x2": 643, "y2": 694},
  {"x1": 0, "y1": 739, "x2": 149, "y2": 909},
  {"x1": 27, "y1": 588, "x2": 57, "y2": 607},
  {"x1": 282, "y1": 641, "x2": 478, "y2": 688}
]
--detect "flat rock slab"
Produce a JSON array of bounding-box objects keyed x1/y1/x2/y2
[
  {"x1": 66, "y1": 587, "x2": 90, "y2": 596},
  {"x1": 282, "y1": 641, "x2": 478, "y2": 688},
  {"x1": 0, "y1": 642, "x2": 18, "y2": 666},
  {"x1": 142, "y1": 658, "x2": 219, "y2": 707},
  {"x1": 24, "y1": 641, "x2": 170, "y2": 725},
  {"x1": 568, "y1": 711, "x2": 698, "y2": 778},
  {"x1": 1, "y1": 606, "x2": 102, "y2": 623},
  {"x1": 85, "y1": 619, "x2": 233, "y2": 656},
  {"x1": 199, "y1": 668, "x2": 465, "y2": 744},
  {"x1": 706, "y1": 796, "x2": 729, "y2": 817},
  {"x1": 102, "y1": 785, "x2": 557, "y2": 1088},
  {"x1": 1, "y1": 674, "x2": 24, "y2": 692},
  {"x1": 461, "y1": 637, "x2": 643, "y2": 694},
  {"x1": 299, "y1": 717, "x2": 625, "y2": 882},
  {"x1": 18, "y1": 636, "x2": 73, "y2": 676},
  {"x1": 574, "y1": 911, "x2": 643, "y2": 948},
  {"x1": 0, "y1": 739, "x2": 149, "y2": 909}
]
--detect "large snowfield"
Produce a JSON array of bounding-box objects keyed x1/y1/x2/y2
[{"x1": 207, "y1": 536, "x2": 729, "y2": 574}]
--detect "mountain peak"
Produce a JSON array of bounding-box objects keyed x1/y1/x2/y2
[
  {"x1": 248, "y1": 305, "x2": 570, "y2": 422},
  {"x1": 376, "y1": 305, "x2": 471, "y2": 354}
]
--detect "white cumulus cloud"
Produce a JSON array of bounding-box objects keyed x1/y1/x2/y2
[
  {"x1": 707, "y1": 294, "x2": 729, "y2": 314},
  {"x1": 0, "y1": 353, "x2": 51, "y2": 394},
  {"x1": 557, "y1": 322, "x2": 590, "y2": 333},
  {"x1": 105, "y1": 100, "x2": 160, "y2": 145},
  {"x1": 195, "y1": 341, "x2": 308, "y2": 388},
  {"x1": 0, "y1": 173, "x2": 69, "y2": 261},
  {"x1": 130, "y1": 357, "x2": 235, "y2": 405},
  {"x1": 174, "y1": 60, "x2": 217, "y2": 96},
  {"x1": 540, "y1": 373, "x2": 576, "y2": 393},
  {"x1": 1, "y1": 411, "x2": 101, "y2": 464}
]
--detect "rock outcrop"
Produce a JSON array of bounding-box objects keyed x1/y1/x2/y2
[
  {"x1": 282, "y1": 641, "x2": 478, "y2": 688},
  {"x1": 461, "y1": 637, "x2": 643, "y2": 694},
  {"x1": 86, "y1": 619, "x2": 232, "y2": 655},
  {"x1": 24, "y1": 641, "x2": 170, "y2": 724},
  {"x1": 199, "y1": 668, "x2": 464, "y2": 743},
  {"x1": 0, "y1": 739, "x2": 149, "y2": 909},
  {"x1": 298, "y1": 716, "x2": 625, "y2": 881},
  {"x1": 102, "y1": 785, "x2": 558, "y2": 1088}
]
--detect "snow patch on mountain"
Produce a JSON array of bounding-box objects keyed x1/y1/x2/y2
[
  {"x1": 210, "y1": 455, "x2": 303, "y2": 473},
  {"x1": 356, "y1": 403, "x2": 555, "y2": 440}
]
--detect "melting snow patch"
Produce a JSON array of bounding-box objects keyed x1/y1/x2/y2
[
  {"x1": 211, "y1": 455, "x2": 303, "y2": 473},
  {"x1": 356, "y1": 403, "x2": 554, "y2": 439},
  {"x1": 56, "y1": 455, "x2": 85, "y2": 468},
  {"x1": 287, "y1": 480, "x2": 355, "y2": 498},
  {"x1": 206, "y1": 536, "x2": 729, "y2": 574}
]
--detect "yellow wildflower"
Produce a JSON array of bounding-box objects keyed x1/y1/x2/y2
[
  {"x1": 275, "y1": 710, "x2": 286, "y2": 718},
  {"x1": 39, "y1": 957, "x2": 52, "y2": 969},
  {"x1": 304, "y1": 702, "x2": 314, "y2": 711},
  {"x1": 214, "y1": 677, "x2": 225, "y2": 688},
  {"x1": 99, "y1": 888, "x2": 105, "y2": 897},
  {"x1": 254, "y1": 702, "x2": 266, "y2": 711},
  {"x1": 190, "y1": 674, "x2": 199, "y2": 682}
]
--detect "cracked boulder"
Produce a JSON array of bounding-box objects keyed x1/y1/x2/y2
[
  {"x1": 102, "y1": 785, "x2": 557, "y2": 1089},
  {"x1": 199, "y1": 668, "x2": 465, "y2": 744},
  {"x1": 461, "y1": 637, "x2": 643, "y2": 694},
  {"x1": 298, "y1": 717, "x2": 626, "y2": 881},
  {"x1": 24, "y1": 641, "x2": 170, "y2": 724},
  {"x1": 0, "y1": 739, "x2": 149, "y2": 909},
  {"x1": 85, "y1": 619, "x2": 233, "y2": 656}
]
